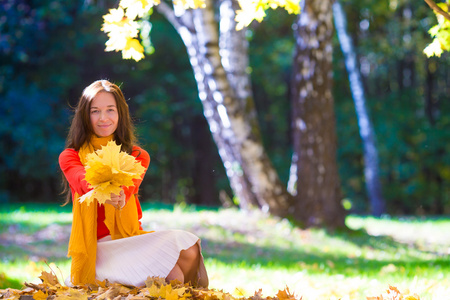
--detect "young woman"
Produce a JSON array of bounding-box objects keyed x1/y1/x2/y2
[{"x1": 59, "y1": 79, "x2": 208, "y2": 287}]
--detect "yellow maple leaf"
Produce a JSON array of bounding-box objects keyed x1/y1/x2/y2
[
  {"x1": 423, "y1": 38, "x2": 443, "y2": 57},
  {"x1": 140, "y1": 281, "x2": 188, "y2": 300},
  {"x1": 39, "y1": 271, "x2": 59, "y2": 286},
  {"x1": 79, "y1": 141, "x2": 146, "y2": 205},
  {"x1": 122, "y1": 38, "x2": 146, "y2": 61},
  {"x1": 120, "y1": 0, "x2": 159, "y2": 19},
  {"x1": 56, "y1": 288, "x2": 89, "y2": 300},
  {"x1": 32, "y1": 290, "x2": 48, "y2": 300},
  {"x1": 144, "y1": 284, "x2": 161, "y2": 297},
  {"x1": 0, "y1": 287, "x2": 22, "y2": 300},
  {"x1": 235, "y1": 0, "x2": 267, "y2": 30},
  {"x1": 198, "y1": 289, "x2": 228, "y2": 300},
  {"x1": 102, "y1": 7, "x2": 140, "y2": 52},
  {"x1": 145, "y1": 276, "x2": 166, "y2": 288},
  {"x1": 279, "y1": 0, "x2": 300, "y2": 14},
  {"x1": 173, "y1": 286, "x2": 188, "y2": 297},
  {"x1": 235, "y1": 0, "x2": 300, "y2": 30},
  {"x1": 102, "y1": 9, "x2": 139, "y2": 39},
  {"x1": 163, "y1": 286, "x2": 180, "y2": 300},
  {"x1": 173, "y1": 0, "x2": 206, "y2": 9},
  {"x1": 276, "y1": 287, "x2": 297, "y2": 300}
]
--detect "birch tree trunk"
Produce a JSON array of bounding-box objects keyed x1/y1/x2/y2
[
  {"x1": 157, "y1": 0, "x2": 292, "y2": 215},
  {"x1": 157, "y1": 1, "x2": 252, "y2": 209},
  {"x1": 333, "y1": 1, "x2": 386, "y2": 216},
  {"x1": 218, "y1": 0, "x2": 259, "y2": 208},
  {"x1": 291, "y1": 0, "x2": 346, "y2": 228}
]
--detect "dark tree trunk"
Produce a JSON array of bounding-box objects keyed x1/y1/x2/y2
[{"x1": 290, "y1": 0, "x2": 346, "y2": 228}]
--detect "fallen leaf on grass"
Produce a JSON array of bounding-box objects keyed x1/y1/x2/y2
[
  {"x1": 0, "y1": 269, "x2": 424, "y2": 300},
  {"x1": 96, "y1": 284, "x2": 121, "y2": 300},
  {"x1": 31, "y1": 290, "x2": 48, "y2": 300},
  {"x1": 0, "y1": 288, "x2": 22, "y2": 300},
  {"x1": 366, "y1": 285, "x2": 421, "y2": 300},
  {"x1": 55, "y1": 287, "x2": 89, "y2": 300},
  {"x1": 250, "y1": 289, "x2": 264, "y2": 300},
  {"x1": 38, "y1": 271, "x2": 59, "y2": 287},
  {"x1": 277, "y1": 287, "x2": 299, "y2": 300}
]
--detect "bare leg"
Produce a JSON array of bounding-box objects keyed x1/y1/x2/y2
[
  {"x1": 166, "y1": 263, "x2": 184, "y2": 283},
  {"x1": 176, "y1": 243, "x2": 200, "y2": 284}
]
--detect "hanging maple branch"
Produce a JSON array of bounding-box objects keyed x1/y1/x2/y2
[
  {"x1": 423, "y1": 0, "x2": 450, "y2": 57},
  {"x1": 101, "y1": 0, "x2": 300, "y2": 61},
  {"x1": 424, "y1": 0, "x2": 450, "y2": 21}
]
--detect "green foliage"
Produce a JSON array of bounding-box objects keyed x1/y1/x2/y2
[
  {"x1": 0, "y1": 80, "x2": 66, "y2": 177},
  {"x1": 248, "y1": 9, "x2": 296, "y2": 184},
  {"x1": 0, "y1": 0, "x2": 119, "y2": 202},
  {"x1": 374, "y1": 91, "x2": 450, "y2": 214},
  {"x1": 334, "y1": 0, "x2": 450, "y2": 214},
  {"x1": 0, "y1": 0, "x2": 226, "y2": 205},
  {"x1": 0, "y1": 0, "x2": 449, "y2": 215}
]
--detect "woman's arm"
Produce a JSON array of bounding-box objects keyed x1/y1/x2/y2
[
  {"x1": 123, "y1": 146, "x2": 151, "y2": 200},
  {"x1": 60, "y1": 147, "x2": 150, "y2": 203},
  {"x1": 59, "y1": 148, "x2": 91, "y2": 197}
]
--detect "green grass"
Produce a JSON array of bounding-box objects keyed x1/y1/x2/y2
[{"x1": 0, "y1": 203, "x2": 449, "y2": 299}]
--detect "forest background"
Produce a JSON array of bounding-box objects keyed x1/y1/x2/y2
[{"x1": 0, "y1": 0, "x2": 449, "y2": 217}]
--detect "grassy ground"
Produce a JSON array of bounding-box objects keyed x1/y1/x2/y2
[{"x1": 0, "y1": 203, "x2": 449, "y2": 300}]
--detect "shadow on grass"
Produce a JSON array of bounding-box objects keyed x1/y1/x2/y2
[
  {"x1": 1, "y1": 203, "x2": 448, "y2": 282},
  {"x1": 201, "y1": 228, "x2": 449, "y2": 277}
]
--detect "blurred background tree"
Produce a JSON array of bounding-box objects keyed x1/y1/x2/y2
[
  {"x1": 290, "y1": 0, "x2": 347, "y2": 227},
  {"x1": 0, "y1": 0, "x2": 449, "y2": 216}
]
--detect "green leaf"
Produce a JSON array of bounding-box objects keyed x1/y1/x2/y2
[{"x1": 428, "y1": 24, "x2": 440, "y2": 37}]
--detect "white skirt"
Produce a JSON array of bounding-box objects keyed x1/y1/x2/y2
[{"x1": 95, "y1": 230, "x2": 208, "y2": 287}]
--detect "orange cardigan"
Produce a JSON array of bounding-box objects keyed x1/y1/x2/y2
[{"x1": 59, "y1": 146, "x2": 150, "y2": 239}]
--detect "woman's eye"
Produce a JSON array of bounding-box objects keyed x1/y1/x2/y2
[{"x1": 91, "y1": 110, "x2": 99, "y2": 114}]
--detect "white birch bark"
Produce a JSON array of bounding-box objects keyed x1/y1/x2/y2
[
  {"x1": 218, "y1": 0, "x2": 260, "y2": 208},
  {"x1": 157, "y1": 2, "x2": 252, "y2": 208},
  {"x1": 157, "y1": 0, "x2": 292, "y2": 215},
  {"x1": 333, "y1": 1, "x2": 386, "y2": 216}
]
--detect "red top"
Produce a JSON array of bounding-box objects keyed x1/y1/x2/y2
[{"x1": 59, "y1": 146, "x2": 150, "y2": 239}]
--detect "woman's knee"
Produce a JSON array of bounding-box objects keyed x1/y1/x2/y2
[{"x1": 180, "y1": 244, "x2": 200, "y2": 262}]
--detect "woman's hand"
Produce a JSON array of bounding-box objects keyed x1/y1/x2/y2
[{"x1": 105, "y1": 189, "x2": 125, "y2": 209}]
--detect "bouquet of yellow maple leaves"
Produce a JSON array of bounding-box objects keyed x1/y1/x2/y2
[{"x1": 79, "y1": 141, "x2": 146, "y2": 206}]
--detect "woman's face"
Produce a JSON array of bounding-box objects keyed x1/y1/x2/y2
[{"x1": 90, "y1": 91, "x2": 119, "y2": 137}]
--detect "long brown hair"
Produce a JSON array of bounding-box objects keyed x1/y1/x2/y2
[
  {"x1": 65, "y1": 79, "x2": 136, "y2": 153},
  {"x1": 61, "y1": 80, "x2": 137, "y2": 204}
]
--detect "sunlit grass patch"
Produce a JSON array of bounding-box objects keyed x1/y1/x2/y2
[
  {"x1": 346, "y1": 215, "x2": 450, "y2": 255},
  {"x1": 205, "y1": 258, "x2": 449, "y2": 299},
  {"x1": 0, "y1": 204, "x2": 72, "y2": 234},
  {"x1": 0, "y1": 203, "x2": 449, "y2": 299},
  {"x1": 0, "y1": 260, "x2": 71, "y2": 289}
]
